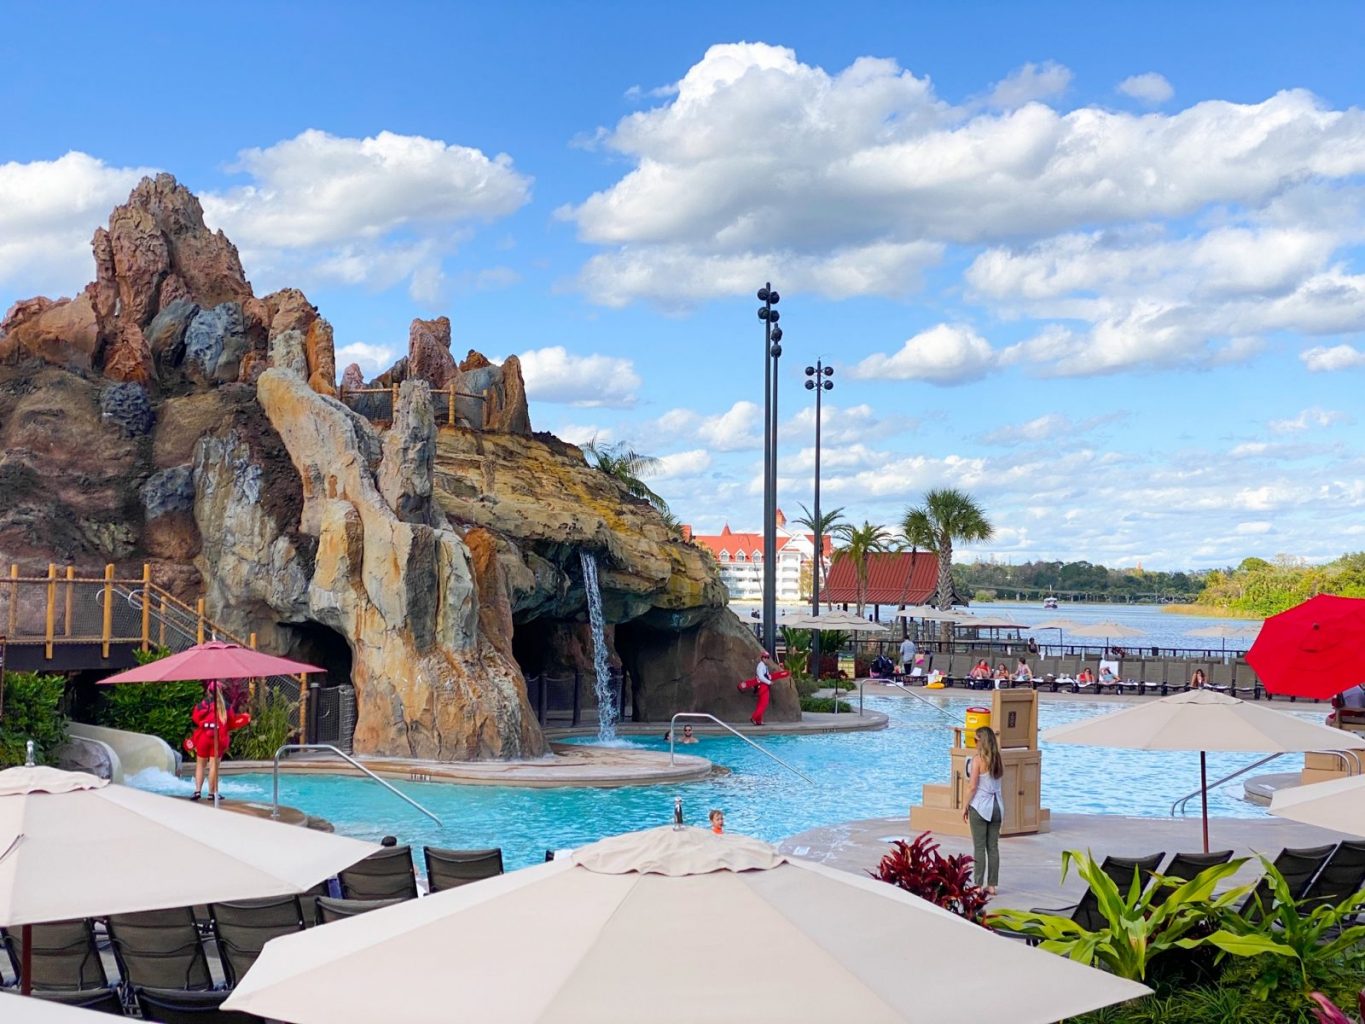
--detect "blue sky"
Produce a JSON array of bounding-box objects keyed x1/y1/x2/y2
[{"x1": 4, "y1": 1, "x2": 1365, "y2": 570}]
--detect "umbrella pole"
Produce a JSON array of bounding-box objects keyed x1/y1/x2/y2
[
  {"x1": 1200, "y1": 751, "x2": 1210, "y2": 854},
  {"x1": 213, "y1": 705, "x2": 221, "y2": 810},
  {"x1": 20, "y1": 922, "x2": 31, "y2": 995}
]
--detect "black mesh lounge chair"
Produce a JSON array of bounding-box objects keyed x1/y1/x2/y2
[
  {"x1": 1146, "y1": 850, "x2": 1234, "y2": 909},
  {"x1": 136, "y1": 986, "x2": 265, "y2": 1023},
  {"x1": 1301, "y1": 839, "x2": 1365, "y2": 906},
  {"x1": 337, "y1": 845, "x2": 418, "y2": 901},
  {"x1": 424, "y1": 847, "x2": 504, "y2": 893},
  {"x1": 1239, "y1": 844, "x2": 1336, "y2": 920},
  {"x1": 107, "y1": 907, "x2": 216, "y2": 991},
  {"x1": 1031, "y1": 853, "x2": 1165, "y2": 931},
  {"x1": 1, "y1": 920, "x2": 109, "y2": 991},
  {"x1": 30, "y1": 987, "x2": 125, "y2": 1014},
  {"x1": 208, "y1": 895, "x2": 306, "y2": 987},
  {"x1": 314, "y1": 896, "x2": 403, "y2": 926}
]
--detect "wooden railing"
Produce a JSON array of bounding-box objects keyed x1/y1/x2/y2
[
  {"x1": 2, "y1": 563, "x2": 314, "y2": 740},
  {"x1": 338, "y1": 383, "x2": 485, "y2": 426}
]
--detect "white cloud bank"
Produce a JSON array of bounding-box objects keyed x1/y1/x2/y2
[
  {"x1": 852, "y1": 324, "x2": 996, "y2": 385},
  {"x1": 519, "y1": 346, "x2": 641, "y2": 408}
]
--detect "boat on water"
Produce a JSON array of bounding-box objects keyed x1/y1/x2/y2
[{"x1": 1043, "y1": 596, "x2": 1059, "y2": 609}]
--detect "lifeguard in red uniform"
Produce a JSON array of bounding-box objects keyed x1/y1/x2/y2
[
  {"x1": 738, "y1": 650, "x2": 788, "y2": 726},
  {"x1": 184, "y1": 680, "x2": 250, "y2": 801}
]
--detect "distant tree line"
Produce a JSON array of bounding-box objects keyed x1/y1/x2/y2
[
  {"x1": 957, "y1": 560, "x2": 1205, "y2": 604},
  {"x1": 1195, "y1": 553, "x2": 1365, "y2": 616}
]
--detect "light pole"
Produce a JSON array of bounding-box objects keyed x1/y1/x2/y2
[
  {"x1": 804, "y1": 360, "x2": 833, "y2": 676},
  {"x1": 757, "y1": 284, "x2": 783, "y2": 657}
]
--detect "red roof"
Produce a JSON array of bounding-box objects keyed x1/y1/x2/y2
[
  {"x1": 823, "y1": 552, "x2": 949, "y2": 605},
  {"x1": 685, "y1": 523, "x2": 833, "y2": 560}
]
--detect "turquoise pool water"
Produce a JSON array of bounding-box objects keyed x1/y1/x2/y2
[{"x1": 134, "y1": 694, "x2": 1323, "y2": 871}]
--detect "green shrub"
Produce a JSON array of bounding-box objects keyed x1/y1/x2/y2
[
  {"x1": 799, "y1": 696, "x2": 853, "y2": 713},
  {"x1": 232, "y1": 685, "x2": 298, "y2": 762},
  {"x1": 94, "y1": 645, "x2": 199, "y2": 752},
  {"x1": 0, "y1": 671, "x2": 67, "y2": 766}
]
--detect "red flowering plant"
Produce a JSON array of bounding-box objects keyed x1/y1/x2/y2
[
  {"x1": 1310, "y1": 990, "x2": 1365, "y2": 1024},
  {"x1": 870, "y1": 832, "x2": 991, "y2": 923}
]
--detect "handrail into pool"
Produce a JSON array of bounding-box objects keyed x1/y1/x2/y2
[
  {"x1": 884, "y1": 681, "x2": 957, "y2": 720},
  {"x1": 271, "y1": 744, "x2": 443, "y2": 825},
  {"x1": 1169, "y1": 748, "x2": 1362, "y2": 817},
  {"x1": 668, "y1": 713, "x2": 814, "y2": 785}
]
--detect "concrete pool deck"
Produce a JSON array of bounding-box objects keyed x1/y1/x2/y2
[{"x1": 778, "y1": 813, "x2": 1357, "y2": 911}]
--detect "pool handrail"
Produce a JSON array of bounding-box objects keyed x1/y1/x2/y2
[
  {"x1": 271, "y1": 744, "x2": 443, "y2": 825},
  {"x1": 1168, "y1": 748, "x2": 1361, "y2": 818},
  {"x1": 667, "y1": 713, "x2": 814, "y2": 785},
  {"x1": 883, "y1": 681, "x2": 957, "y2": 720}
]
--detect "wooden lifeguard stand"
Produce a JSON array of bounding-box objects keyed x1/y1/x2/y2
[{"x1": 909, "y1": 689, "x2": 1050, "y2": 837}]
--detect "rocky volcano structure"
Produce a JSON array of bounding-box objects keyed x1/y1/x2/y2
[{"x1": 0, "y1": 175, "x2": 793, "y2": 759}]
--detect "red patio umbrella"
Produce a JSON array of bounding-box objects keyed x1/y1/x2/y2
[
  {"x1": 1246, "y1": 594, "x2": 1365, "y2": 700},
  {"x1": 100, "y1": 641, "x2": 325, "y2": 807},
  {"x1": 99, "y1": 640, "x2": 323, "y2": 684}
]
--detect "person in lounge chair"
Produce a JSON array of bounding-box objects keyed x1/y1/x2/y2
[
  {"x1": 1013, "y1": 657, "x2": 1033, "y2": 686},
  {"x1": 1190, "y1": 668, "x2": 1206, "y2": 689},
  {"x1": 969, "y1": 659, "x2": 991, "y2": 681},
  {"x1": 1099, "y1": 664, "x2": 1120, "y2": 689},
  {"x1": 1076, "y1": 667, "x2": 1096, "y2": 690}
]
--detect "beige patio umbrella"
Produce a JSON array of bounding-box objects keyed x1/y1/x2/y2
[
  {"x1": 1031, "y1": 617, "x2": 1078, "y2": 647},
  {"x1": 1043, "y1": 691, "x2": 1365, "y2": 852},
  {"x1": 1270, "y1": 775, "x2": 1365, "y2": 838},
  {"x1": 783, "y1": 610, "x2": 888, "y2": 632},
  {"x1": 225, "y1": 826, "x2": 1148, "y2": 1024},
  {"x1": 0, "y1": 992, "x2": 110, "y2": 1023},
  {"x1": 1065, "y1": 621, "x2": 1144, "y2": 646},
  {"x1": 1187, "y1": 622, "x2": 1260, "y2": 654},
  {"x1": 0, "y1": 766, "x2": 377, "y2": 992}
]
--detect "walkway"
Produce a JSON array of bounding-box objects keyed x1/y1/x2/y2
[{"x1": 778, "y1": 813, "x2": 1354, "y2": 911}]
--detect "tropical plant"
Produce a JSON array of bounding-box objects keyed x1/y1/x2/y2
[
  {"x1": 232, "y1": 684, "x2": 299, "y2": 762},
  {"x1": 901, "y1": 489, "x2": 994, "y2": 611},
  {"x1": 1203, "y1": 860, "x2": 1365, "y2": 1006},
  {"x1": 95, "y1": 645, "x2": 202, "y2": 752},
  {"x1": 832, "y1": 520, "x2": 891, "y2": 617},
  {"x1": 791, "y1": 503, "x2": 847, "y2": 607},
  {"x1": 872, "y1": 832, "x2": 990, "y2": 922},
  {"x1": 0, "y1": 671, "x2": 67, "y2": 766},
  {"x1": 799, "y1": 696, "x2": 853, "y2": 714},
  {"x1": 583, "y1": 438, "x2": 670, "y2": 515},
  {"x1": 988, "y1": 851, "x2": 1253, "y2": 981},
  {"x1": 1309, "y1": 990, "x2": 1365, "y2": 1024}
]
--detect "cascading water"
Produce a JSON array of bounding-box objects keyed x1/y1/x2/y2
[{"x1": 579, "y1": 550, "x2": 618, "y2": 742}]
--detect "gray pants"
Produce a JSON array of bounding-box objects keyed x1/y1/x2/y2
[{"x1": 968, "y1": 803, "x2": 1002, "y2": 886}]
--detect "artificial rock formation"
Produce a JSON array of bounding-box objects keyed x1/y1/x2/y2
[{"x1": 0, "y1": 173, "x2": 778, "y2": 761}]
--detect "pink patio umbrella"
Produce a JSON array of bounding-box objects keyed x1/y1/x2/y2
[{"x1": 100, "y1": 641, "x2": 325, "y2": 807}]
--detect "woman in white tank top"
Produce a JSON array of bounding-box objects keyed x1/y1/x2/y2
[{"x1": 962, "y1": 726, "x2": 1005, "y2": 894}]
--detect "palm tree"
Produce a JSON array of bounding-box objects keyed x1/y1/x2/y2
[
  {"x1": 901, "y1": 489, "x2": 994, "y2": 611},
  {"x1": 832, "y1": 520, "x2": 890, "y2": 617},
  {"x1": 583, "y1": 438, "x2": 670, "y2": 515},
  {"x1": 791, "y1": 503, "x2": 848, "y2": 608}
]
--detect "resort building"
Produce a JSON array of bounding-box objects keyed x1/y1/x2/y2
[
  {"x1": 683, "y1": 510, "x2": 832, "y2": 603},
  {"x1": 821, "y1": 551, "x2": 963, "y2": 610}
]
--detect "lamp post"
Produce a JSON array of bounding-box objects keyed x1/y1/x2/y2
[
  {"x1": 757, "y1": 284, "x2": 783, "y2": 657},
  {"x1": 804, "y1": 360, "x2": 833, "y2": 676}
]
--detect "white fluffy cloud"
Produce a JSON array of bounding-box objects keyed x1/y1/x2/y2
[
  {"x1": 200, "y1": 130, "x2": 531, "y2": 301},
  {"x1": 1301, "y1": 343, "x2": 1365, "y2": 372},
  {"x1": 652, "y1": 401, "x2": 763, "y2": 451},
  {"x1": 561, "y1": 43, "x2": 1365, "y2": 309},
  {"x1": 852, "y1": 324, "x2": 996, "y2": 384},
  {"x1": 519, "y1": 346, "x2": 641, "y2": 408},
  {"x1": 1268, "y1": 406, "x2": 1348, "y2": 432},
  {"x1": 334, "y1": 341, "x2": 399, "y2": 379},
  {"x1": 0, "y1": 152, "x2": 156, "y2": 299},
  {"x1": 654, "y1": 449, "x2": 713, "y2": 479},
  {"x1": 1117, "y1": 73, "x2": 1174, "y2": 104}
]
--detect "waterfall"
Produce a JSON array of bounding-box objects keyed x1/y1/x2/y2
[{"x1": 580, "y1": 550, "x2": 618, "y2": 742}]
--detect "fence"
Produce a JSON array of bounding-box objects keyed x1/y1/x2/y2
[
  {"x1": 338, "y1": 384, "x2": 486, "y2": 427},
  {"x1": 311, "y1": 683, "x2": 356, "y2": 753},
  {"x1": 524, "y1": 669, "x2": 632, "y2": 726}
]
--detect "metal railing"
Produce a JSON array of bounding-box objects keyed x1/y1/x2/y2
[
  {"x1": 271, "y1": 744, "x2": 442, "y2": 824},
  {"x1": 1169, "y1": 749, "x2": 1362, "y2": 817},
  {"x1": 339, "y1": 383, "x2": 485, "y2": 427},
  {"x1": 667, "y1": 713, "x2": 813, "y2": 784}
]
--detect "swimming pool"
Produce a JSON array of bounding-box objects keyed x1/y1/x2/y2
[{"x1": 132, "y1": 694, "x2": 1324, "y2": 870}]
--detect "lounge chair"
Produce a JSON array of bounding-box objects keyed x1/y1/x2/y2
[
  {"x1": 337, "y1": 845, "x2": 419, "y2": 902},
  {"x1": 314, "y1": 896, "x2": 404, "y2": 925},
  {"x1": 30, "y1": 987, "x2": 125, "y2": 1014},
  {"x1": 1031, "y1": 852, "x2": 1165, "y2": 930},
  {"x1": 1301, "y1": 839, "x2": 1365, "y2": 907},
  {"x1": 1146, "y1": 850, "x2": 1234, "y2": 909},
  {"x1": 1, "y1": 920, "x2": 109, "y2": 991},
  {"x1": 106, "y1": 907, "x2": 217, "y2": 992},
  {"x1": 1238, "y1": 844, "x2": 1336, "y2": 920},
  {"x1": 208, "y1": 895, "x2": 307, "y2": 986},
  {"x1": 136, "y1": 986, "x2": 265, "y2": 1023},
  {"x1": 423, "y1": 847, "x2": 504, "y2": 893}
]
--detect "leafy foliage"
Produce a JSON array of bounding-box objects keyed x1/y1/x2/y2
[
  {"x1": 988, "y1": 851, "x2": 1252, "y2": 981},
  {"x1": 901, "y1": 488, "x2": 993, "y2": 610},
  {"x1": 831, "y1": 520, "x2": 892, "y2": 617},
  {"x1": 871, "y1": 832, "x2": 991, "y2": 922},
  {"x1": 0, "y1": 671, "x2": 67, "y2": 766},
  {"x1": 1205, "y1": 859, "x2": 1365, "y2": 1007},
  {"x1": 791, "y1": 503, "x2": 847, "y2": 604},
  {"x1": 583, "y1": 438, "x2": 670, "y2": 515},
  {"x1": 956, "y1": 559, "x2": 1203, "y2": 603},
  {"x1": 232, "y1": 684, "x2": 299, "y2": 761},
  {"x1": 1308, "y1": 990, "x2": 1365, "y2": 1024},
  {"x1": 1195, "y1": 552, "x2": 1365, "y2": 616},
  {"x1": 799, "y1": 696, "x2": 853, "y2": 713}
]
